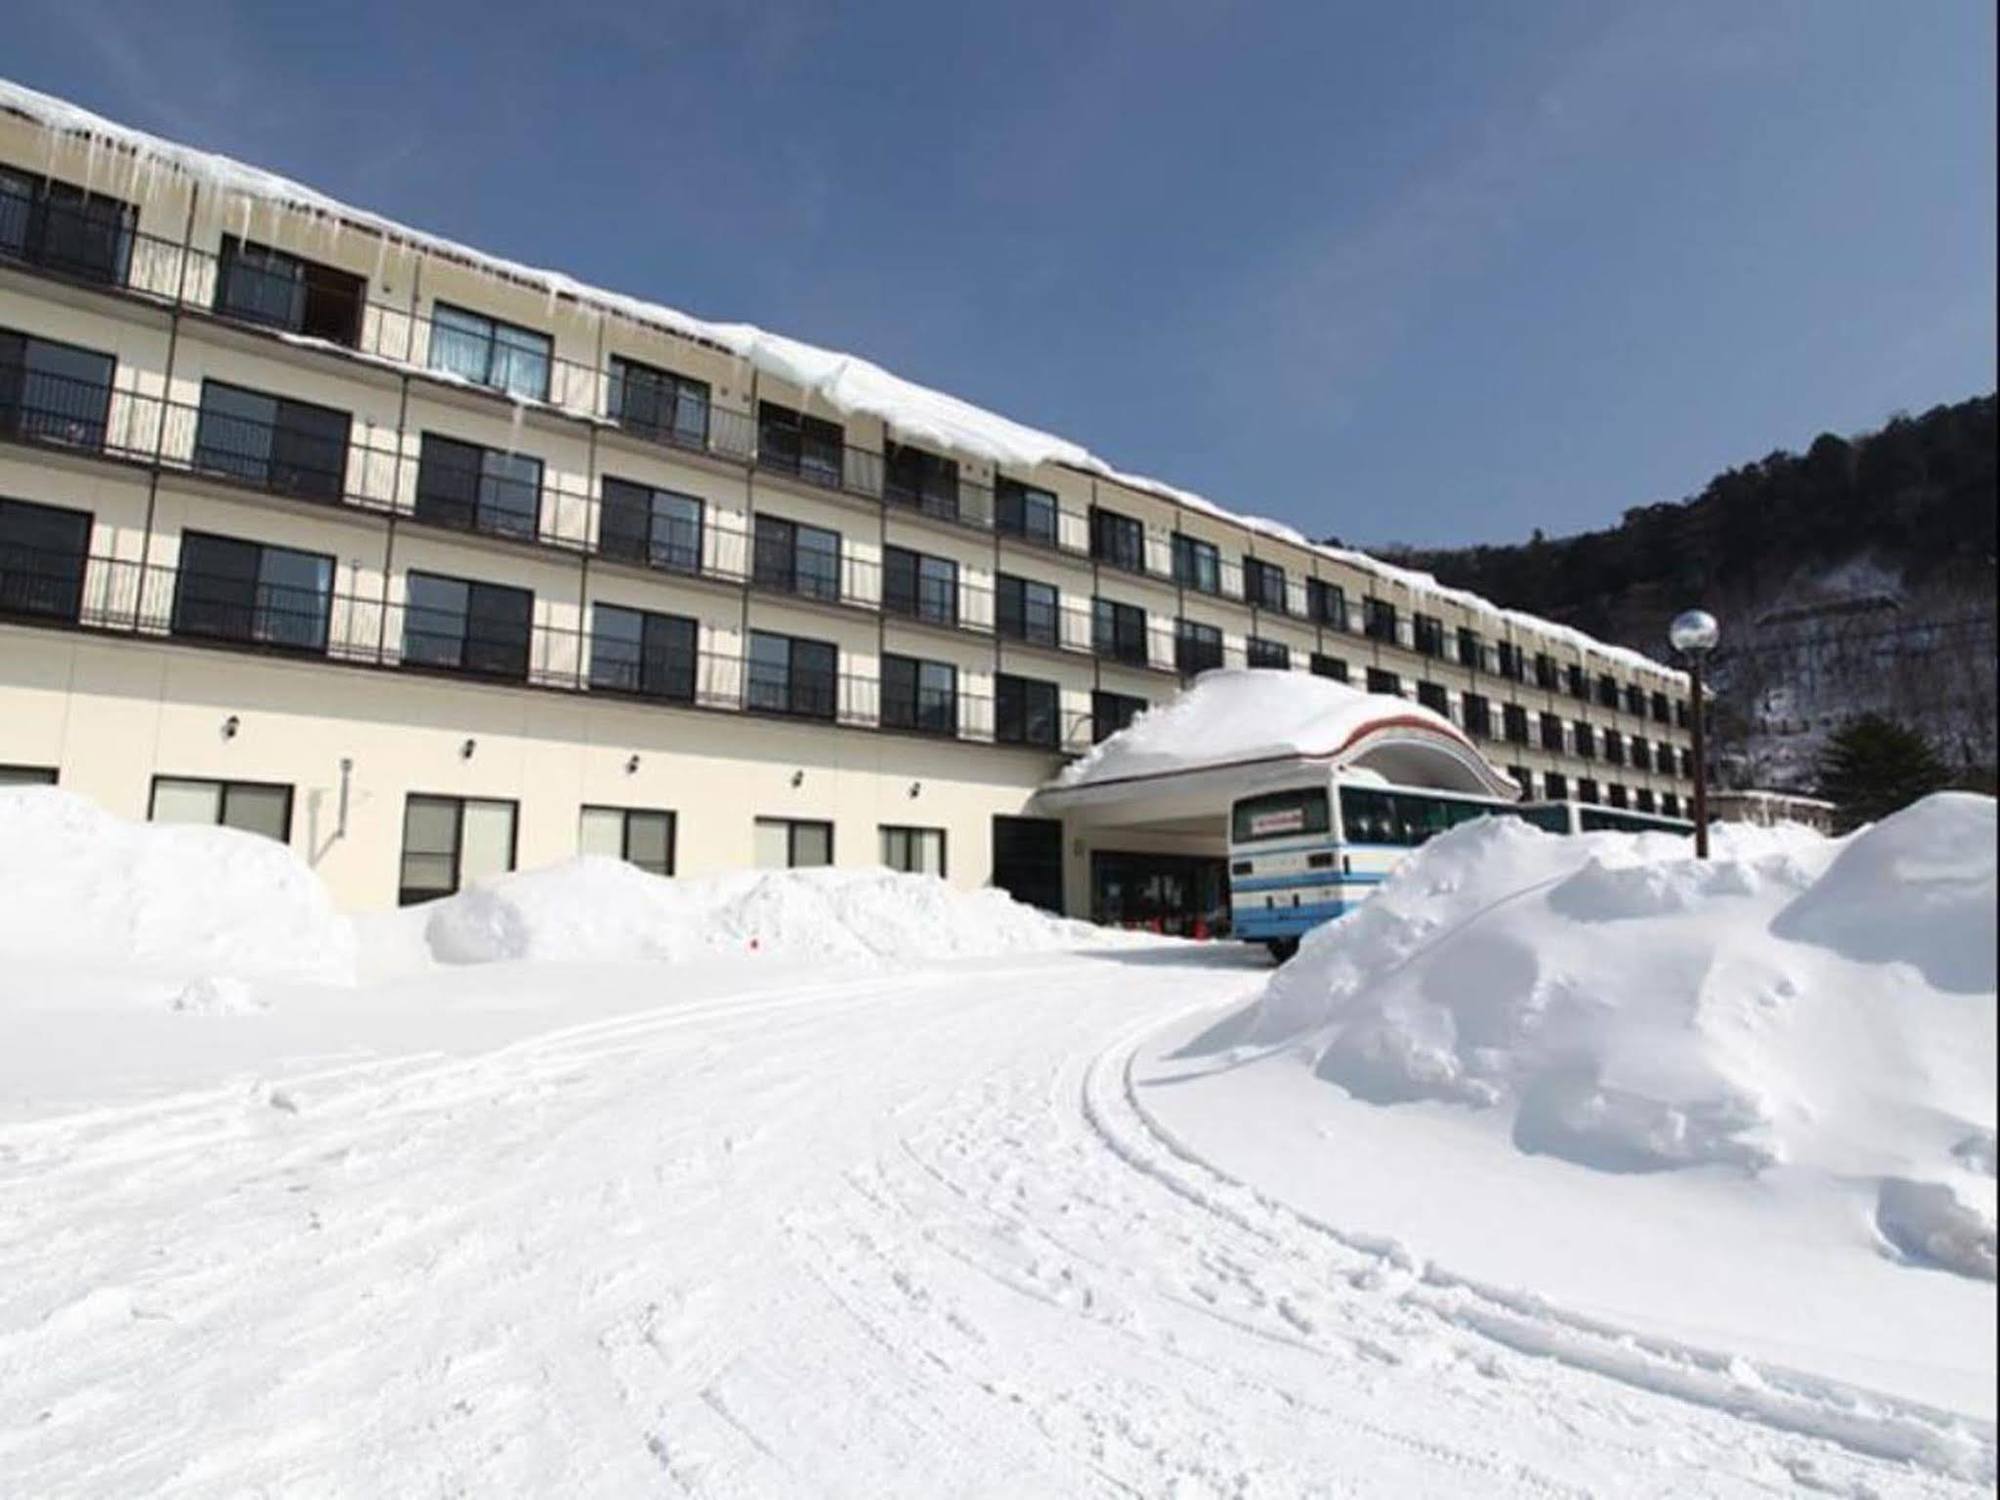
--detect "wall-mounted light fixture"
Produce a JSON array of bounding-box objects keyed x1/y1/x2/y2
[
  {"x1": 626, "y1": 754, "x2": 641, "y2": 774},
  {"x1": 222, "y1": 714, "x2": 240, "y2": 740},
  {"x1": 460, "y1": 737, "x2": 477, "y2": 760},
  {"x1": 790, "y1": 769, "x2": 805, "y2": 788},
  {"x1": 908, "y1": 781, "x2": 922, "y2": 799}
]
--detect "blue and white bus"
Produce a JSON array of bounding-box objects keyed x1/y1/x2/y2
[{"x1": 1229, "y1": 777, "x2": 1692, "y2": 959}]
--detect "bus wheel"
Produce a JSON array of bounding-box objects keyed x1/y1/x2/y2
[{"x1": 1265, "y1": 937, "x2": 1299, "y2": 964}]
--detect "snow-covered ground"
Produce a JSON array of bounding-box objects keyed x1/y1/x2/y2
[{"x1": 1, "y1": 789, "x2": 1993, "y2": 1496}]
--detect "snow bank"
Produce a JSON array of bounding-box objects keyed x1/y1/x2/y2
[
  {"x1": 420, "y1": 857, "x2": 1129, "y2": 966},
  {"x1": 0, "y1": 78, "x2": 1684, "y2": 686},
  {"x1": 1057, "y1": 668, "x2": 1482, "y2": 788},
  {"x1": 0, "y1": 789, "x2": 355, "y2": 984},
  {"x1": 1190, "y1": 796, "x2": 1998, "y2": 1278}
]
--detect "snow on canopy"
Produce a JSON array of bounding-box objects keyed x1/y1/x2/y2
[
  {"x1": 1058, "y1": 668, "x2": 1491, "y2": 790},
  {"x1": 0, "y1": 77, "x2": 1683, "y2": 685}
]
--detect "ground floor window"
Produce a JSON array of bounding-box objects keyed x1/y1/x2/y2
[
  {"x1": 880, "y1": 825, "x2": 946, "y2": 876},
  {"x1": 579, "y1": 805, "x2": 676, "y2": 876},
  {"x1": 399, "y1": 794, "x2": 518, "y2": 905},
  {"x1": 0, "y1": 763, "x2": 58, "y2": 786},
  {"x1": 149, "y1": 775, "x2": 292, "y2": 842},
  {"x1": 755, "y1": 816, "x2": 833, "y2": 869}
]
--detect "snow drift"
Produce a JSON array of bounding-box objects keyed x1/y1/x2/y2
[
  {"x1": 1189, "y1": 794, "x2": 1998, "y2": 1280},
  {"x1": 420, "y1": 857, "x2": 1129, "y2": 966},
  {"x1": 0, "y1": 788, "x2": 355, "y2": 985}
]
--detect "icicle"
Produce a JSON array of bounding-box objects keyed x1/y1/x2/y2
[{"x1": 506, "y1": 398, "x2": 526, "y2": 456}]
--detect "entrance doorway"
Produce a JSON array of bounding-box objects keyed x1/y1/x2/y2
[{"x1": 1089, "y1": 850, "x2": 1228, "y2": 936}]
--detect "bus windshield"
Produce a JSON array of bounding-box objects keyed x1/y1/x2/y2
[{"x1": 1230, "y1": 787, "x2": 1330, "y2": 844}]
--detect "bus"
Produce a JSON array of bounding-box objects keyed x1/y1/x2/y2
[{"x1": 1228, "y1": 779, "x2": 1693, "y2": 960}]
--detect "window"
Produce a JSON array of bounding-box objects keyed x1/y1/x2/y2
[
  {"x1": 1176, "y1": 618, "x2": 1223, "y2": 675},
  {"x1": 1244, "y1": 558, "x2": 1287, "y2": 612},
  {"x1": 1678, "y1": 746, "x2": 1695, "y2": 778},
  {"x1": 579, "y1": 805, "x2": 676, "y2": 876},
  {"x1": 1534, "y1": 653, "x2": 1559, "y2": 690},
  {"x1": 1337, "y1": 786, "x2": 1499, "y2": 849},
  {"x1": 193, "y1": 381, "x2": 351, "y2": 501},
  {"x1": 1458, "y1": 627, "x2": 1484, "y2": 669},
  {"x1": 996, "y1": 674, "x2": 1060, "y2": 747},
  {"x1": 1307, "y1": 577, "x2": 1347, "y2": 629},
  {"x1": 0, "y1": 168, "x2": 134, "y2": 285},
  {"x1": 1543, "y1": 771, "x2": 1569, "y2": 801},
  {"x1": 1625, "y1": 684, "x2": 1647, "y2": 717},
  {"x1": 746, "y1": 630, "x2": 838, "y2": 719},
  {"x1": 880, "y1": 825, "x2": 946, "y2": 876},
  {"x1": 1503, "y1": 703, "x2": 1530, "y2": 744},
  {"x1": 149, "y1": 776, "x2": 292, "y2": 842},
  {"x1": 590, "y1": 603, "x2": 696, "y2": 701},
  {"x1": 883, "y1": 440, "x2": 959, "y2": 519},
  {"x1": 1365, "y1": 667, "x2": 1401, "y2": 696},
  {"x1": 1676, "y1": 700, "x2": 1692, "y2": 730},
  {"x1": 415, "y1": 433, "x2": 543, "y2": 540},
  {"x1": 881, "y1": 654, "x2": 957, "y2": 735},
  {"x1": 1604, "y1": 729, "x2": 1626, "y2": 766},
  {"x1": 1540, "y1": 713, "x2": 1565, "y2": 753},
  {"x1": 753, "y1": 515, "x2": 843, "y2": 602},
  {"x1": 1496, "y1": 642, "x2": 1525, "y2": 682},
  {"x1": 1091, "y1": 689, "x2": 1146, "y2": 743},
  {"x1": 1413, "y1": 613, "x2": 1445, "y2": 658},
  {"x1": 1573, "y1": 720, "x2": 1596, "y2": 759},
  {"x1": 214, "y1": 236, "x2": 363, "y2": 346},
  {"x1": 0, "y1": 764, "x2": 57, "y2": 787},
  {"x1": 1630, "y1": 738, "x2": 1652, "y2": 773},
  {"x1": 1089, "y1": 507, "x2": 1145, "y2": 572},
  {"x1": 0, "y1": 496, "x2": 91, "y2": 621},
  {"x1": 1508, "y1": 766, "x2": 1534, "y2": 798},
  {"x1": 757, "y1": 401, "x2": 844, "y2": 488},
  {"x1": 1567, "y1": 663, "x2": 1588, "y2": 701},
  {"x1": 173, "y1": 532, "x2": 334, "y2": 652},
  {"x1": 1362, "y1": 598, "x2": 1398, "y2": 643},
  {"x1": 1309, "y1": 652, "x2": 1348, "y2": 682},
  {"x1": 427, "y1": 302, "x2": 551, "y2": 401},
  {"x1": 884, "y1": 546, "x2": 958, "y2": 627},
  {"x1": 1596, "y1": 673, "x2": 1620, "y2": 709},
  {"x1": 1651, "y1": 690, "x2": 1671, "y2": 725},
  {"x1": 1416, "y1": 681, "x2": 1449, "y2": 715},
  {"x1": 402, "y1": 571, "x2": 533, "y2": 679},
  {"x1": 1608, "y1": 784, "x2": 1630, "y2": 809},
  {"x1": 1577, "y1": 778, "x2": 1600, "y2": 805},
  {"x1": 399, "y1": 794, "x2": 517, "y2": 905},
  {"x1": 1247, "y1": 636, "x2": 1290, "y2": 669},
  {"x1": 1635, "y1": 789, "x2": 1657, "y2": 814},
  {"x1": 607, "y1": 355, "x2": 709, "y2": 449},
  {"x1": 996, "y1": 573, "x2": 1058, "y2": 646},
  {"x1": 1172, "y1": 534, "x2": 1221, "y2": 594},
  {"x1": 1463, "y1": 692, "x2": 1493, "y2": 738},
  {"x1": 599, "y1": 478, "x2": 702, "y2": 574},
  {"x1": 755, "y1": 817, "x2": 833, "y2": 869},
  {"x1": 996, "y1": 478, "x2": 1058, "y2": 545},
  {"x1": 1661, "y1": 792, "x2": 1681, "y2": 819},
  {"x1": 1092, "y1": 597, "x2": 1148, "y2": 665},
  {"x1": 0, "y1": 329, "x2": 115, "y2": 451}
]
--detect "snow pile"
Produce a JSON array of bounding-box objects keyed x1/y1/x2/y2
[
  {"x1": 0, "y1": 788, "x2": 356, "y2": 984},
  {"x1": 421, "y1": 857, "x2": 1129, "y2": 966},
  {"x1": 1191, "y1": 795, "x2": 1997, "y2": 1279},
  {"x1": 1057, "y1": 668, "x2": 1480, "y2": 788},
  {"x1": 0, "y1": 79, "x2": 1686, "y2": 685}
]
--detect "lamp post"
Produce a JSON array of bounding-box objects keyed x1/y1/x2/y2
[{"x1": 1669, "y1": 609, "x2": 1720, "y2": 859}]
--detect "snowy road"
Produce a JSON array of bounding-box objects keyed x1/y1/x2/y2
[{"x1": 1, "y1": 948, "x2": 1989, "y2": 1498}]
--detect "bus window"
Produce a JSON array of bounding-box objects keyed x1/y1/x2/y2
[{"x1": 1231, "y1": 787, "x2": 1330, "y2": 843}]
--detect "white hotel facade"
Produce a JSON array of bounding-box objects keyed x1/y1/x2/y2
[{"x1": 0, "y1": 85, "x2": 1695, "y2": 925}]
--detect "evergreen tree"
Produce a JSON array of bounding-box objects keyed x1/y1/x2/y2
[{"x1": 1816, "y1": 714, "x2": 1951, "y2": 833}]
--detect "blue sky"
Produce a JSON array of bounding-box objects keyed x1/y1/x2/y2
[{"x1": 8, "y1": 0, "x2": 1994, "y2": 546}]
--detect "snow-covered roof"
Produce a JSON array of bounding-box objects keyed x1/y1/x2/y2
[
  {"x1": 1056, "y1": 669, "x2": 1509, "y2": 794},
  {"x1": 0, "y1": 78, "x2": 1682, "y2": 684}
]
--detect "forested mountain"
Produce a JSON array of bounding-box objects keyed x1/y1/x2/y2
[{"x1": 1378, "y1": 396, "x2": 1997, "y2": 790}]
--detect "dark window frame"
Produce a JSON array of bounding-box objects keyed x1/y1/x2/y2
[
  {"x1": 1246, "y1": 635, "x2": 1290, "y2": 670},
  {"x1": 883, "y1": 439, "x2": 960, "y2": 520},
  {"x1": 598, "y1": 476, "x2": 703, "y2": 575},
  {"x1": 398, "y1": 793, "x2": 520, "y2": 906},
  {"x1": 414, "y1": 431, "x2": 545, "y2": 541},
  {"x1": 172, "y1": 530, "x2": 335, "y2": 654},
  {"x1": 880, "y1": 652, "x2": 959, "y2": 736},
  {"x1": 1171, "y1": 533, "x2": 1221, "y2": 594},
  {"x1": 995, "y1": 478, "x2": 1059, "y2": 546},
  {"x1": 756, "y1": 816, "x2": 836, "y2": 868},
  {"x1": 607, "y1": 354, "x2": 711, "y2": 451},
  {"x1": 879, "y1": 824, "x2": 948, "y2": 877},
  {"x1": 401, "y1": 569, "x2": 535, "y2": 680},
  {"x1": 588, "y1": 601, "x2": 698, "y2": 702},
  {"x1": 214, "y1": 234, "x2": 365, "y2": 347},
  {"x1": 148, "y1": 774, "x2": 296, "y2": 843},
  {"x1": 426, "y1": 300, "x2": 553, "y2": 402},
  {"x1": 884, "y1": 544, "x2": 960, "y2": 628},
  {"x1": 192, "y1": 378, "x2": 352, "y2": 502},
  {"x1": 1090, "y1": 688, "x2": 1146, "y2": 743},
  {"x1": 752, "y1": 513, "x2": 844, "y2": 603},
  {"x1": 1089, "y1": 506, "x2": 1146, "y2": 573},
  {"x1": 995, "y1": 673, "x2": 1061, "y2": 747},
  {"x1": 996, "y1": 571, "x2": 1059, "y2": 647},
  {"x1": 0, "y1": 494, "x2": 93, "y2": 622},
  {"x1": 1244, "y1": 557, "x2": 1287, "y2": 613},
  {"x1": 580, "y1": 803, "x2": 678, "y2": 876},
  {"x1": 756, "y1": 400, "x2": 845, "y2": 488},
  {"x1": 746, "y1": 629, "x2": 839, "y2": 720}
]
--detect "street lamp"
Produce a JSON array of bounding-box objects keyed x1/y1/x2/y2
[{"x1": 1669, "y1": 609, "x2": 1720, "y2": 859}]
